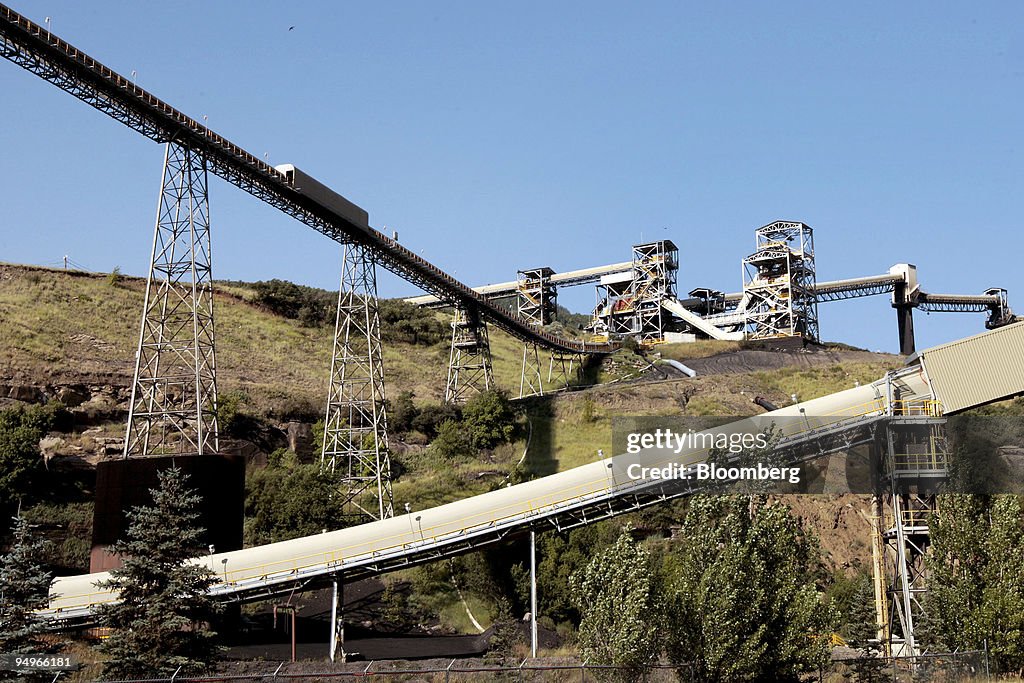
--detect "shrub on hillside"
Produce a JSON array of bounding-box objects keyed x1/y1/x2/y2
[
  {"x1": 378, "y1": 299, "x2": 447, "y2": 346},
  {"x1": 462, "y1": 390, "x2": 516, "y2": 449},
  {"x1": 251, "y1": 279, "x2": 333, "y2": 327},
  {"x1": 0, "y1": 402, "x2": 69, "y2": 514},
  {"x1": 411, "y1": 403, "x2": 461, "y2": 439}
]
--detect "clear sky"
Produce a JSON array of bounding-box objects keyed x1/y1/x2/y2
[{"x1": 0, "y1": 1, "x2": 1020, "y2": 352}]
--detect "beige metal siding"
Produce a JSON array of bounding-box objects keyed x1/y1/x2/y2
[{"x1": 917, "y1": 321, "x2": 1024, "y2": 413}]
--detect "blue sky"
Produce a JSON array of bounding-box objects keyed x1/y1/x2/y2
[{"x1": 0, "y1": 1, "x2": 1020, "y2": 352}]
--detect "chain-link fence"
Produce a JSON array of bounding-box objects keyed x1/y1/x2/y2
[
  {"x1": 827, "y1": 649, "x2": 989, "y2": 682},
  {"x1": 64, "y1": 651, "x2": 995, "y2": 683}
]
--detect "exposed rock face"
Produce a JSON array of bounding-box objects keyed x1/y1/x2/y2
[
  {"x1": 56, "y1": 385, "x2": 90, "y2": 407},
  {"x1": 287, "y1": 421, "x2": 314, "y2": 460},
  {"x1": 6, "y1": 384, "x2": 49, "y2": 403}
]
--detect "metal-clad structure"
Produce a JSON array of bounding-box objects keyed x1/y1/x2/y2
[{"x1": 914, "y1": 321, "x2": 1024, "y2": 413}]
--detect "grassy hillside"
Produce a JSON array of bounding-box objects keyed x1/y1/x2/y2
[
  {"x1": 0, "y1": 262, "x2": 914, "y2": 640},
  {"x1": 0, "y1": 264, "x2": 586, "y2": 415}
]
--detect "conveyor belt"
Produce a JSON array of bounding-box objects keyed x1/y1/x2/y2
[
  {"x1": 41, "y1": 322, "x2": 1024, "y2": 626},
  {"x1": 404, "y1": 261, "x2": 634, "y2": 307},
  {"x1": 0, "y1": 4, "x2": 614, "y2": 355}
]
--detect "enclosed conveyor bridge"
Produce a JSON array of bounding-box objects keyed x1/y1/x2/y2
[
  {"x1": 0, "y1": 4, "x2": 614, "y2": 356},
  {"x1": 42, "y1": 322, "x2": 1024, "y2": 626}
]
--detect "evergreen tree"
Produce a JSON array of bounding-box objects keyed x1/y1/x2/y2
[
  {"x1": 664, "y1": 495, "x2": 837, "y2": 682},
  {"x1": 570, "y1": 527, "x2": 660, "y2": 682},
  {"x1": 95, "y1": 467, "x2": 221, "y2": 679},
  {"x1": 484, "y1": 596, "x2": 523, "y2": 673},
  {"x1": 0, "y1": 515, "x2": 54, "y2": 683},
  {"x1": 844, "y1": 574, "x2": 887, "y2": 682}
]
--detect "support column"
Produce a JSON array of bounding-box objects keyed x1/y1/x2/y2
[
  {"x1": 530, "y1": 530, "x2": 538, "y2": 658},
  {"x1": 868, "y1": 495, "x2": 890, "y2": 655},
  {"x1": 321, "y1": 243, "x2": 393, "y2": 521},
  {"x1": 519, "y1": 344, "x2": 544, "y2": 398},
  {"x1": 124, "y1": 142, "x2": 219, "y2": 457},
  {"x1": 445, "y1": 306, "x2": 494, "y2": 403},
  {"x1": 896, "y1": 305, "x2": 916, "y2": 356},
  {"x1": 330, "y1": 577, "x2": 346, "y2": 663},
  {"x1": 547, "y1": 351, "x2": 582, "y2": 390}
]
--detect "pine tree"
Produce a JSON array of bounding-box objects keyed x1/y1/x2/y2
[
  {"x1": 95, "y1": 466, "x2": 221, "y2": 679},
  {"x1": 844, "y1": 574, "x2": 887, "y2": 682},
  {"x1": 484, "y1": 596, "x2": 523, "y2": 673},
  {"x1": 570, "y1": 526, "x2": 660, "y2": 683},
  {"x1": 0, "y1": 515, "x2": 54, "y2": 683}
]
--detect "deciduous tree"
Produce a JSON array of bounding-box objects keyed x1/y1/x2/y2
[
  {"x1": 664, "y1": 495, "x2": 836, "y2": 681},
  {"x1": 570, "y1": 527, "x2": 660, "y2": 682}
]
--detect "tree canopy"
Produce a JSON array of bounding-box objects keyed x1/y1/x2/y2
[{"x1": 96, "y1": 466, "x2": 221, "y2": 678}]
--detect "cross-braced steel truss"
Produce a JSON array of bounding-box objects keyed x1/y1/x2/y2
[
  {"x1": 589, "y1": 241, "x2": 678, "y2": 343},
  {"x1": 868, "y1": 376, "x2": 948, "y2": 658},
  {"x1": 548, "y1": 351, "x2": 583, "y2": 390},
  {"x1": 445, "y1": 306, "x2": 494, "y2": 403},
  {"x1": 321, "y1": 244, "x2": 393, "y2": 521},
  {"x1": 630, "y1": 241, "x2": 678, "y2": 343},
  {"x1": 519, "y1": 344, "x2": 544, "y2": 398},
  {"x1": 742, "y1": 221, "x2": 819, "y2": 342},
  {"x1": 124, "y1": 142, "x2": 219, "y2": 457},
  {"x1": 881, "y1": 412, "x2": 947, "y2": 657},
  {"x1": 517, "y1": 267, "x2": 557, "y2": 327}
]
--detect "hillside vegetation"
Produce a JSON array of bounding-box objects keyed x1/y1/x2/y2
[{"x1": 1, "y1": 262, "x2": 928, "y2": 646}]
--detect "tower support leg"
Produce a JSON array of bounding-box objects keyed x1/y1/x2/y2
[
  {"x1": 124, "y1": 142, "x2": 219, "y2": 457},
  {"x1": 321, "y1": 243, "x2": 393, "y2": 521},
  {"x1": 519, "y1": 344, "x2": 544, "y2": 398},
  {"x1": 896, "y1": 305, "x2": 916, "y2": 355},
  {"x1": 445, "y1": 306, "x2": 494, "y2": 403},
  {"x1": 330, "y1": 577, "x2": 346, "y2": 663},
  {"x1": 530, "y1": 530, "x2": 538, "y2": 658},
  {"x1": 547, "y1": 352, "x2": 583, "y2": 390}
]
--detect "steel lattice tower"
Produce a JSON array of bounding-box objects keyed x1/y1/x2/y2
[
  {"x1": 517, "y1": 267, "x2": 557, "y2": 397},
  {"x1": 630, "y1": 241, "x2": 678, "y2": 343},
  {"x1": 742, "y1": 221, "x2": 819, "y2": 342},
  {"x1": 321, "y1": 244, "x2": 393, "y2": 521},
  {"x1": 445, "y1": 306, "x2": 494, "y2": 403},
  {"x1": 881, "y1": 412, "x2": 946, "y2": 656},
  {"x1": 868, "y1": 372, "x2": 948, "y2": 658},
  {"x1": 517, "y1": 268, "x2": 557, "y2": 327},
  {"x1": 124, "y1": 142, "x2": 219, "y2": 457}
]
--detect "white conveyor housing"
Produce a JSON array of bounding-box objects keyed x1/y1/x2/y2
[{"x1": 43, "y1": 323, "x2": 1024, "y2": 623}]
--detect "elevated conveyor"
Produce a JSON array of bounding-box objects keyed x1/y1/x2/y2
[
  {"x1": 404, "y1": 262, "x2": 634, "y2": 307},
  {"x1": 661, "y1": 298, "x2": 744, "y2": 341},
  {"x1": 42, "y1": 322, "x2": 1024, "y2": 626},
  {"x1": 0, "y1": 4, "x2": 614, "y2": 356}
]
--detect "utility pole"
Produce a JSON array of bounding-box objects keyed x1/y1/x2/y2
[{"x1": 329, "y1": 578, "x2": 346, "y2": 663}]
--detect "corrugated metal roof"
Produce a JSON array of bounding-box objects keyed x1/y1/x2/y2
[{"x1": 915, "y1": 321, "x2": 1024, "y2": 413}]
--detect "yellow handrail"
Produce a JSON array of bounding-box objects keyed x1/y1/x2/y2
[{"x1": 50, "y1": 393, "x2": 938, "y2": 613}]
